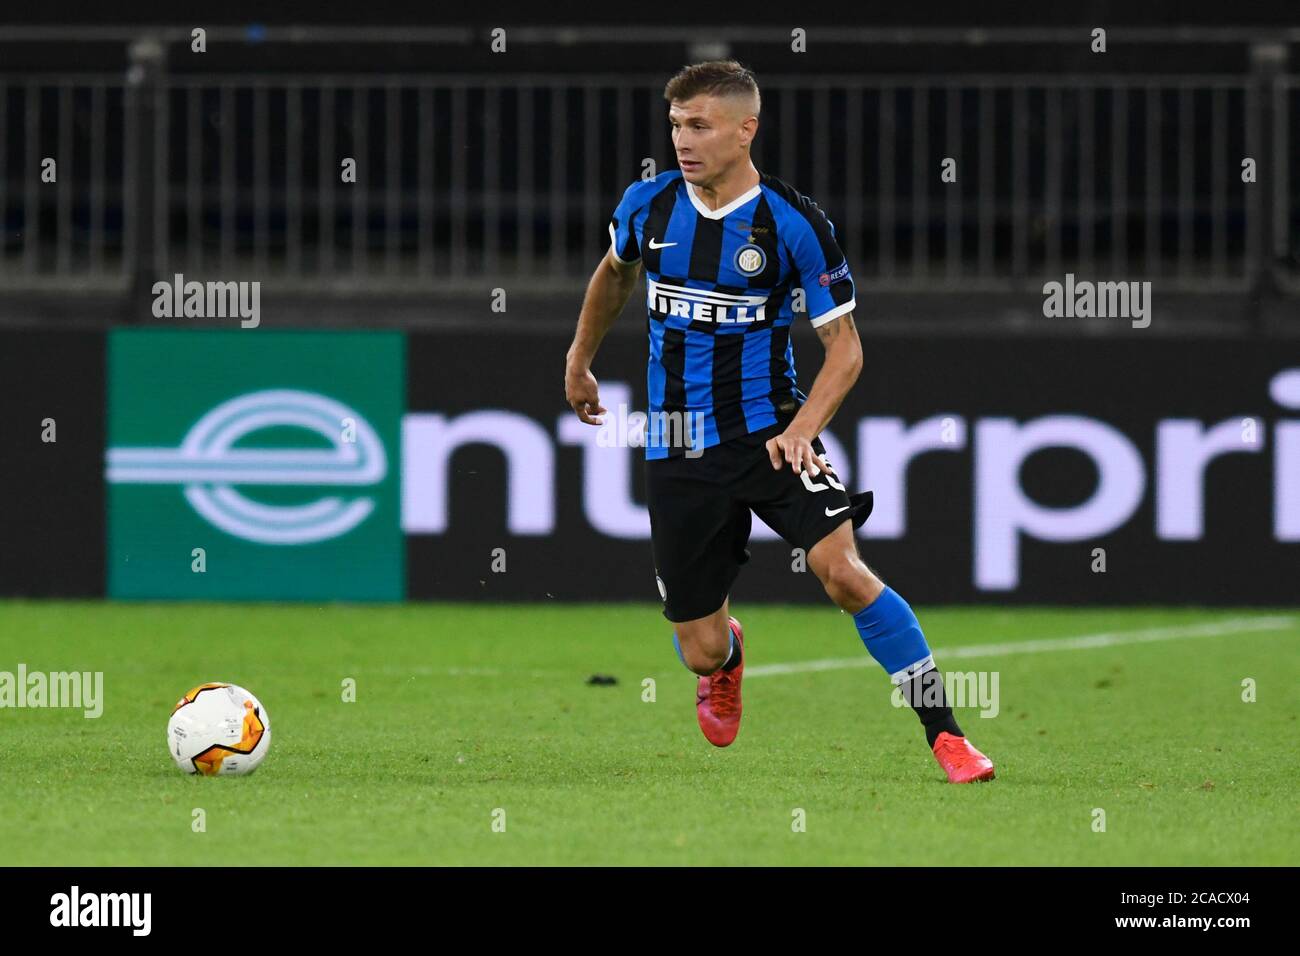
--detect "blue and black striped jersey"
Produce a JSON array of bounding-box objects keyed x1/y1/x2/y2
[{"x1": 608, "y1": 170, "x2": 856, "y2": 460}]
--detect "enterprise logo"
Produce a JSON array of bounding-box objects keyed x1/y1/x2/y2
[
  {"x1": 107, "y1": 389, "x2": 387, "y2": 545},
  {"x1": 647, "y1": 279, "x2": 767, "y2": 325}
]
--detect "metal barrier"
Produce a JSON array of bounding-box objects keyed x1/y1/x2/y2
[
  {"x1": 0, "y1": 77, "x2": 133, "y2": 290},
  {"x1": 757, "y1": 76, "x2": 1258, "y2": 291},
  {"x1": 0, "y1": 69, "x2": 1293, "y2": 296},
  {"x1": 1277, "y1": 76, "x2": 1299, "y2": 291}
]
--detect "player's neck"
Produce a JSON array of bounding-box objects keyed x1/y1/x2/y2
[{"x1": 688, "y1": 164, "x2": 760, "y2": 212}]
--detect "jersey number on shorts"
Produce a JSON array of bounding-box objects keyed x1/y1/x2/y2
[{"x1": 800, "y1": 466, "x2": 846, "y2": 493}]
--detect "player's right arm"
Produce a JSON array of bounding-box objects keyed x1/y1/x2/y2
[
  {"x1": 566, "y1": 182, "x2": 646, "y2": 425},
  {"x1": 565, "y1": 250, "x2": 640, "y2": 425}
]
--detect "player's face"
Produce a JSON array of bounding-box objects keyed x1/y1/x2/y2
[{"x1": 669, "y1": 95, "x2": 751, "y2": 185}]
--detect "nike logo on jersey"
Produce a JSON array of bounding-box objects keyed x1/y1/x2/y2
[
  {"x1": 825, "y1": 505, "x2": 850, "y2": 517},
  {"x1": 647, "y1": 238, "x2": 677, "y2": 249}
]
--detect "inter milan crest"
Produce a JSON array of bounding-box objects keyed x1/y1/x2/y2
[{"x1": 734, "y1": 243, "x2": 766, "y2": 276}]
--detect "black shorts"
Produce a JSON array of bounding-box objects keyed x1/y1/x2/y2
[{"x1": 646, "y1": 421, "x2": 873, "y2": 622}]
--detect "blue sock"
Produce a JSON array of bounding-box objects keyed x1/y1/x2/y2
[
  {"x1": 672, "y1": 632, "x2": 688, "y2": 668},
  {"x1": 851, "y1": 587, "x2": 934, "y2": 684}
]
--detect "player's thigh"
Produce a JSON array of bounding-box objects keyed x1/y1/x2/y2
[{"x1": 646, "y1": 464, "x2": 751, "y2": 623}]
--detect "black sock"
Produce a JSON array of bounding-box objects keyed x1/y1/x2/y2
[
  {"x1": 720, "y1": 629, "x2": 742, "y2": 670},
  {"x1": 901, "y1": 668, "x2": 963, "y2": 748}
]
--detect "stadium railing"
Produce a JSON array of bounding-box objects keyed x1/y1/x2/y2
[{"x1": 0, "y1": 29, "x2": 1295, "y2": 305}]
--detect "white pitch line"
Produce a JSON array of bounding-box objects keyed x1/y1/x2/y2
[{"x1": 745, "y1": 615, "x2": 1297, "y2": 678}]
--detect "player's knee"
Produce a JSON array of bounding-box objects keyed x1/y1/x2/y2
[
  {"x1": 677, "y1": 637, "x2": 727, "y2": 674},
  {"x1": 819, "y1": 554, "x2": 883, "y2": 611},
  {"x1": 674, "y1": 619, "x2": 731, "y2": 674},
  {"x1": 682, "y1": 644, "x2": 727, "y2": 675}
]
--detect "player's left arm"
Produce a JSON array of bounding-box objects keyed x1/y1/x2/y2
[
  {"x1": 766, "y1": 312, "x2": 861, "y2": 474},
  {"x1": 766, "y1": 194, "x2": 860, "y2": 475}
]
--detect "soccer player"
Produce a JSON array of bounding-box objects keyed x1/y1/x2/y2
[{"x1": 564, "y1": 61, "x2": 995, "y2": 783}]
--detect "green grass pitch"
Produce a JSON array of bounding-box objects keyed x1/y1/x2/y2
[{"x1": 0, "y1": 601, "x2": 1295, "y2": 866}]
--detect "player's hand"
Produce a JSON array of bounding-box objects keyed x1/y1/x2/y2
[
  {"x1": 766, "y1": 428, "x2": 835, "y2": 476},
  {"x1": 565, "y1": 364, "x2": 607, "y2": 425}
]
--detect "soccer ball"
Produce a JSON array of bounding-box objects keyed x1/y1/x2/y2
[{"x1": 167, "y1": 682, "x2": 271, "y2": 776}]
